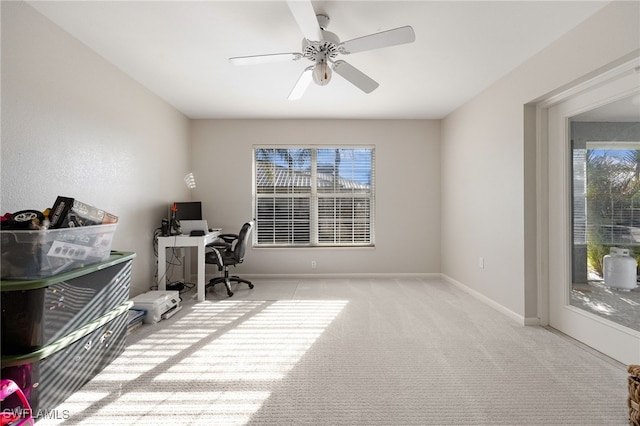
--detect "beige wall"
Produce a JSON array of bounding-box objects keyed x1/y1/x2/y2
[
  {"x1": 190, "y1": 119, "x2": 441, "y2": 276},
  {"x1": 440, "y1": 1, "x2": 640, "y2": 323},
  {"x1": 1, "y1": 1, "x2": 192, "y2": 296},
  {"x1": 4, "y1": 0, "x2": 638, "y2": 323},
  {"x1": 1, "y1": 2, "x2": 440, "y2": 295}
]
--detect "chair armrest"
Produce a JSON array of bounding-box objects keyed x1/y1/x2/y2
[
  {"x1": 217, "y1": 233, "x2": 239, "y2": 244},
  {"x1": 205, "y1": 246, "x2": 224, "y2": 270},
  {"x1": 207, "y1": 241, "x2": 231, "y2": 250}
]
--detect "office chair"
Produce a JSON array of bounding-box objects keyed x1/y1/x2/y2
[{"x1": 205, "y1": 221, "x2": 254, "y2": 297}]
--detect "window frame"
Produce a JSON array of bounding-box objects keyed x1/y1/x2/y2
[{"x1": 252, "y1": 145, "x2": 376, "y2": 248}]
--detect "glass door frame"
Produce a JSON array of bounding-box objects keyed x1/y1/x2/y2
[{"x1": 536, "y1": 56, "x2": 640, "y2": 365}]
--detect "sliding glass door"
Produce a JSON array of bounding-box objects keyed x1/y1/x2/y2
[{"x1": 547, "y1": 64, "x2": 640, "y2": 365}]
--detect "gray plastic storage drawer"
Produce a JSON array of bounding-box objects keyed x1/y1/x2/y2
[
  {"x1": 0, "y1": 302, "x2": 131, "y2": 415},
  {"x1": 1, "y1": 251, "x2": 135, "y2": 354}
]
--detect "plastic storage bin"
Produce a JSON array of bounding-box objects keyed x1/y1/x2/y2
[
  {"x1": 0, "y1": 302, "x2": 131, "y2": 415},
  {"x1": 1, "y1": 251, "x2": 135, "y2": 355},
  {"x1": 1, "y1": 223, "x2": 118, "y2": 280}
]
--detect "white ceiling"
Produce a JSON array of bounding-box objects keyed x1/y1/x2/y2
[
  {"x1": 572, "y1": 94, "x2": 640, "y2": 122},
  {"x1": 27, "y1": 1, "x2": 610, "y2": 120}
]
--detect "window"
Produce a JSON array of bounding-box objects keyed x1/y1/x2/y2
[
  {"x1": 574, "y1": 140, "x2": 640, "y2": 246},
  {"x1": 253, "y1": 146, "x2": 375, "y2": 247},
  {"x1": 571, "y1": 118, "x2": 640, "y2": 283}
]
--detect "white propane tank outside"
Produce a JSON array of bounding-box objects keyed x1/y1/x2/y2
[{"x1": 603, "y1": 247, "x2": 638, "y2": 290}]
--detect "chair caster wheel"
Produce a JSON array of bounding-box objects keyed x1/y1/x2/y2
[
  {"x1": 248, "y1": 284, "x2": 254, "y2": 289},
  {"x1": 227, "y1": 291, "x2": 234, "y2": 297}
]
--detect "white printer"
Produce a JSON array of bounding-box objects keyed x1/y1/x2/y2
[{"x1": 131, "y1": 290, "x2": 182, "y2": 324}]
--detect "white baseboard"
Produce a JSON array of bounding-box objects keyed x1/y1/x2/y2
[
  {"x1": 239, "y1": 272, "x2": 440, "y2": 280},
  {"x1": 523, "y1": 316, "x2": 541, "y2": 326},
  {"x1": 441, "y1": 274, "x2": 540, "y2": 326},
  {"x1": 200, "y1": 271, "x2": 540, "y2": 327}
]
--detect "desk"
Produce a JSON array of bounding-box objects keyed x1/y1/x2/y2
[{"x1": 157, "y1": 230, "x2": 220, "y2": 302}]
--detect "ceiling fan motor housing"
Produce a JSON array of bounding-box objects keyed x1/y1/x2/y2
[{"x1": 302, "y1": 30, "x2": 340, "y2": 63}]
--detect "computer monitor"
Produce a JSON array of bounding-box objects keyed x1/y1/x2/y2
[{"x1": 172, "y1": 201, "x2": 202, "y2": 221}]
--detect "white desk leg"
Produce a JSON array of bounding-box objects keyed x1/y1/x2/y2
[
  {"x1": 197, "y1": 243, "x2": 206, "y2": 302},
  {"x1": 184, "y1": 248, "x2": 192, "y2": 288},
  {"x1": 157, "y1": 243, "x2": 167, "y2": 291}
]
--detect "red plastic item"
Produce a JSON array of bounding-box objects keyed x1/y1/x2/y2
[{"x1": 0, "y1": 379, "x2": 34, "y2": 426}]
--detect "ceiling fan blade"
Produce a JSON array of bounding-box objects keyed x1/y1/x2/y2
[
  {"x1": 340, "y1": 26, "x2": 415, "y2": 54},
  {"x1": 286, "y1": 0, "x2": 323, "y2": 41},
  {"x1": 230, "y1": 52, "x2": 302, "y2": 66},
  {"x1": 332, "y1": 60, "x2": 379, "y2": 94},
  {"x1": 288, "y1": 66, "x2": 314, "y2": 100}
]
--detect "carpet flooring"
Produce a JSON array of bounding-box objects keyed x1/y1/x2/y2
[{"x1": 37, "y1": 277, "x2": 629, "y2": 425}]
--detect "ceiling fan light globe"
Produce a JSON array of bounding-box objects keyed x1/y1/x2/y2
[{"x1": 312, "y1": 62, "x2": 332, "y2": 86}]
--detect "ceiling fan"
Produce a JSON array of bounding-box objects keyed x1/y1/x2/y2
[{"x1": 229, "y1": 1, "x2": 416, "y2": 100}]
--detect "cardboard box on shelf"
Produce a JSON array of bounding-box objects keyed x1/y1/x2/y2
[{"x1": 49, "y1": 196, "x2": 118, "y2": 229}]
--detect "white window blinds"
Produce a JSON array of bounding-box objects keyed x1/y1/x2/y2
[
  {"x1": 583, "y1": 144, "x2": 640, "y2": 246},
  {"x1": 254, "y1": 146, "x2": 375, "y2": 247}
]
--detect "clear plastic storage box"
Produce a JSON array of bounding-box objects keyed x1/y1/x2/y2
[{"x1": 0, "y1": 223, "x2": 117, "y2": 280}]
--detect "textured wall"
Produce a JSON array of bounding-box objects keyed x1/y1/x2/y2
[{"x1": 1, "y1": 2, "x2": 192, "y2": 296}]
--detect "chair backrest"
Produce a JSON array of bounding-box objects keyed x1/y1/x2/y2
[{"x1": 233, "y1": 221, "x2": 254, "y2": 263}]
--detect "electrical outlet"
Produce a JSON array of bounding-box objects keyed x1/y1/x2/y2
[
  {"x1": 311, "y1": 260, "x2": 317, "y2": 269},
  {"x1": 478, "y1": 257, "x2": 484, "y2": 269}
]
